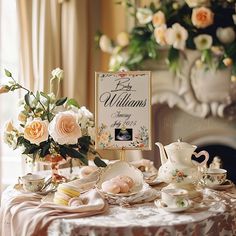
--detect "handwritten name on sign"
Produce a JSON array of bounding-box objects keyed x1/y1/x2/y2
[{"x1": 95, "y1": 71, "x2": 151, "y2": 150}]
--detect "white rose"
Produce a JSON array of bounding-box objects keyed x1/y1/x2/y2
[
  {"x1": 194, "y1": 34, "x2": 213, "y2": 50},
  {"x1": 185, "y1": 0, "x2": 210, "y2": 8},
  {"x1": 99, "y1": 35, "x2": 113, "y2": 53},
  {"x1": 117, "y1": 32, "x2": 130, "y2": 47},
  {"x1": 77, "y1": 106, "x2": 93, "y2": 128},
  {"x1": 165, "y1": 23, "x2": 188, "y2": 50},
  {"x1": 51, "y1": 68, "x2": 64, "y2": 80},
  {"x1": 136, "y1": 8, "x2": 153, "y2": 25},
  {"x1": 24, "y1": 119, "x2": 49, "y2": 145},
  {"x1": 49, "y1": 111, "x2": 82, "y2": 145},
  {"x1": 216, "y1": 27, "x2": 236, "y2": 44}
]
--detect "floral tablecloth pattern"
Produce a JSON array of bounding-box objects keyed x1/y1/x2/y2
[{"x1": 2, "y1": 184, "x2": 236, "y2": 236}]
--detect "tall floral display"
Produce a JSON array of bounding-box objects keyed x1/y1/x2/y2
[
  {"x1": 2, "y1": 68, "x2": 106, "y2": 182},
  {"x1": 97, "y1": 0, "x2": 236, "y2": 81}
]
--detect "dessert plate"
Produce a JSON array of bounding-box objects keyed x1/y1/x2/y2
[
  {"x1": 205, "y1": 179, "x2": 234, "y2": 190},
  {"x1": 96, "y1": 161, "x2": 144, "y2": 197},
  {"x1": 154, "y1": 199, "x2": 191, "y2": 213}
]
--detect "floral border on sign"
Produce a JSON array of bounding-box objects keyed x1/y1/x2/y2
[
  {"x1": 97, "y1": 123, "x2": 113, "y2": 148},
  {"x1": 129, "y1": 126, "x2": 149, "y2": 148}
]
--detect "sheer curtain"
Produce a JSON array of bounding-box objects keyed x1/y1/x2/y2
[
  {"x1": 0, "y1": 0, "x2": 23, "y2": 194},
  {"x1": 17, "y1": 0, "x2": 96, "y2": 106}
]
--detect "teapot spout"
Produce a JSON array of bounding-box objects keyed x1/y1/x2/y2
[{"x1": 155, "y1": 142, "x2": 168, "y2": 164}]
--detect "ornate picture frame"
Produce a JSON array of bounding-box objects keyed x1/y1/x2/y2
[{"x1": 95, "y1": 71, "x2": 152, "y2": 150}]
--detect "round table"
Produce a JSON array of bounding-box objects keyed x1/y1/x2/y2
[{"x1": 1, "y1": 181, "x2": 236, "y2": 236}]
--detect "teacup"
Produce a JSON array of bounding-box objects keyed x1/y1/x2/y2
[
  {"x1": 19, "y1": 173, "x2": 45, "y2": 192},
  {"x1": 202, "y1": 168, "x2": 227, "y2": 186},
  {"x1": 161, "y1": 188, "x2": 189, "y2": 208}
]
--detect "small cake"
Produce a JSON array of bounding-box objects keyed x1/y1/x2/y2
[
  {"x1": 111, "y1": 179, "x2": 130, "y2": 193},
  {"x1": 68, "y1": 197, "x2": 84, "y2": 207},
  {"x1": 101, "y1": 175, "x2": 134, "y2": 194},
  {"x1": 53, "y1": 191, "x2": 71, "y2": 206},
  {"x1": 101, "y1": 180, "x2": 120, "y2": 194},
  {"x1": 57, "y1": 183, "x2": 81, "y2": 198},
  {"x1": 113, "y1": 175, "x2": 134, "y2": 188},
  {"x1": 53, "y1": 182, "x2": 80, "y2": 206},
  {"x1": 80, "y1": 166, "x2": 98, "y2": 178}
]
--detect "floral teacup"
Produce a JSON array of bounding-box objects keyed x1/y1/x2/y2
[
  {"x1": 202, "y1": 168, "x2": 227, "y2": 186},
  {"x1": 19, "y1": 173, "x2": 45, "y2": 192},
  {"x1": 161, "y1": 188, "x2": 190, "y2": 208}
]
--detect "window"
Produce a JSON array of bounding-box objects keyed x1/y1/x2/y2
[{"x1": 0, "y1": 0, "x2": 22, "y2": 190}]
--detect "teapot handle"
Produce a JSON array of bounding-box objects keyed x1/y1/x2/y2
[{"x1": 193, "y1": 151, "x2": 209, "y2": 166}]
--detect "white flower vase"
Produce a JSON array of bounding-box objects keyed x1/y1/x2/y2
[{"x1": 190, "y1": 63, "x2": 231, "y2": 103}]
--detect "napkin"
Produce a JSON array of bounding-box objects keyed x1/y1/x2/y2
[{"x1": 0, "y1": 177, "x2": 107, "y2": 236}]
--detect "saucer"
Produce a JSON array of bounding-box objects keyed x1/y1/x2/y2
[
  {"x1": 14, "y1": 183, "x2": 56, "y2": 195},
  {"x1": 204, "y1": 179, "x2": 234, "y2": 190},
  {"x1": 154, "y1": 199, "x2": 191, "y2": 213}
]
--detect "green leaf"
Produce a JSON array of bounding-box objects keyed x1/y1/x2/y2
[
  {"x1": 94, "y1": 156, "x2": 107, "y2": 167},
  {"x1": 66, "y1": 98, "x2": 80, "y2": 108},
  {"x1": 55, "y1": 97, "x2": 67, "y2": 106},
  {"x1": 78, "y1": 136, "x2": 91, "y2": 155},
  {"x1": 24, "y1": 92, "x2": 31, "y2": 107},
  {"x1": 63, "y1": 146, "x2": 88, "y2": 165},
  {"x1": 40, "y1": 92, "x2": 50, "y2": 100},
  {"x1": 36, "y1": 91, "x2": 40, "y2": 101},
  {"x1": 39, "y1": 142, "x2": 50, "y2": 157},
  {"x1": 4, "y1": 69, "x2": 12, "y2": 77},
  {"x1": 17, "y1": 136, "x2": 26, "y2": 146}
]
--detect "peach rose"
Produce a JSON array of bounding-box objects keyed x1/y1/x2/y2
[
  {"x1": 24, "y1": 119, "x2": 49, "y2": 145},
  {"x1": 49, "y1": 111, "x2": 82, "y2": 145},
  {"x1": 191, "y1": 7, "x2": 214, "y2": 29},
  {"x1": 154, "y1": 24, "x2": 167, "y2": 46},
  {"x1": 152, "y1": 11, "x2": 165, "y2": 27}
]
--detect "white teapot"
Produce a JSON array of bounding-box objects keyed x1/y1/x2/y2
[{"x1": 155, "y1": 140, "x2": 209, "y2": 185}]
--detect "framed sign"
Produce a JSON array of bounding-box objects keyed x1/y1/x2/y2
[{"x1": 95, "y1": 71, "x2": 151, "y2": 150}]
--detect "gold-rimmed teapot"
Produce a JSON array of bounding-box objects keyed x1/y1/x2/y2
[{"x1": 155, "y1": 139, "x2": 209, "y2": 185}]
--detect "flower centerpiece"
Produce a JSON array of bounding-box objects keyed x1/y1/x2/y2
[
  {"x1": 97, "y1": 0, "x2": 236, "y2": 81},
  {"x1": 2, "y1": 68, "x2": 106, "y2": 182}
]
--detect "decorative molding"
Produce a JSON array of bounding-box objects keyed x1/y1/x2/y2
[{"x1": 150, "y1": 50, "x2": 232, "y2": 118}]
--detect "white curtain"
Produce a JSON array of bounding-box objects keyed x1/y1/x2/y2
[{"x1": 17, "y1": 0, "x2": 92, "y2": 106}]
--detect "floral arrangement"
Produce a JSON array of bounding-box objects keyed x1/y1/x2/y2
[
  {"x1": 2, "y1": 68, "x2": 106, "y2": 167},
  {"x1": 97, "y1": 0, "x2": 236, "y2": 80}
]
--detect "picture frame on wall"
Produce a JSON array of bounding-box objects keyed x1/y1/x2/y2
[{"x1": 95, "y1": 71, "x2": 151, "y2": 150}]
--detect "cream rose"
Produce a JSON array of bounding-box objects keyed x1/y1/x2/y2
[
  {"x1": 49, "y1": 111, "x2": 81, "y2": 145},
  {"x1": 191, "y1": 7, "x2": 214, "y2": 29},
  {"x1": 194, "y1": 34, "x2": 212, "y2": 50},
  {"x1": 185, "y1": 0, "x2": 210, "y2": 8},
  {"x1": 136, "y1": 8, "x2": 153, "y2": 25},
  {"x1": 99, "y1": 35, "x2": 113, "y2": 53},
  {"x1": 216, "y1": 27, "x2": 236, "y2": 44},
  {"x1": 165, "y1": 23, "x2": 188, "y2": 50},
  {"x1": 117, "y1": 32, "x2": 130, "y2": 47},
  {"x1": 24, "y1": 119, "x2": 49, "y2": 145},
  {"x1": 152, "y1": 11, "x2": 165, "y2": 27}
]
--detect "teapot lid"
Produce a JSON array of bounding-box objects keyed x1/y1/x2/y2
[{"x1": 166, "y1": 139, "x2": 196, "y2": 150}]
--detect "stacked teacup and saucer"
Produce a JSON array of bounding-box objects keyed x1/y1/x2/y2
[{"x1": 201, "y1": 168, "x2": 234, "y2": 190}]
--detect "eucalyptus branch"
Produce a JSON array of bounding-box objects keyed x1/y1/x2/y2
[{"x1": 8, "y1": 74, "x2": 51, "y2": 120}]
